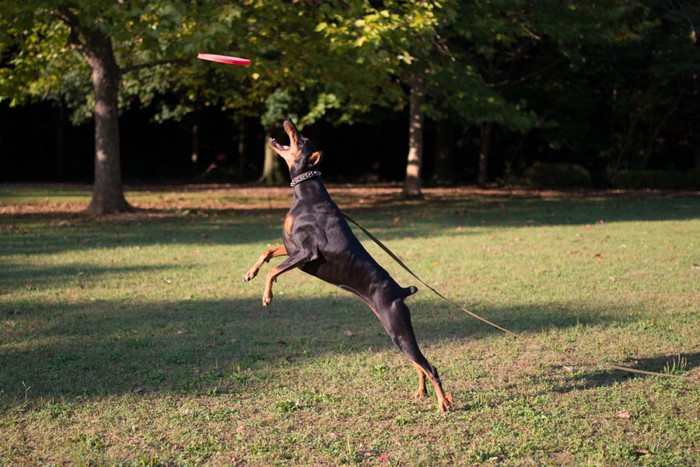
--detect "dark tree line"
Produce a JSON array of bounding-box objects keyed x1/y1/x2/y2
[{"x1": 1, "y1": 1, "x2": 698, "y2": 213}]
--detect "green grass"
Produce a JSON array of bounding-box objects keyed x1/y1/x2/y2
[{"x1": 1, "y1": 184, "x2": 699, "y2": 465}]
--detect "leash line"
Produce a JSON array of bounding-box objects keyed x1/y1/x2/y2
[
  {"x1": 342, "y1": 212, "x2": 518, "y2": 337},
  {"x1": 342, "y1": 212, "x2": 695, "y2": 382},
  {"x1": 608, "y1": 365, "x2": 692, "y2": 379},
  {"x1": 341, "y1": 211, "x2": 692, "y2": 381}
]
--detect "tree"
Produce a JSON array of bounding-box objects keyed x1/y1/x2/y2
[
  {"x1": 313, "y1": 1, "x2": 446, "y2": 197},
  {"x1": 55, "y1": 7, "x2": 130, "y2": 214},
  {"x1": 0, "y1": 1, "x2": 215, "y2": 214},
  {"x1": 602, "y1": 1, "x2": 700, "y2": 171},
  {"x1": 170, "y1": 1, "x2": 380, "y2": 186}
]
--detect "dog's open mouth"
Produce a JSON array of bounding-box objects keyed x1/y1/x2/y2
[
  {"x1": 269, "y1": 138, "x2": 290, "y2": 151},
  {"x1": 268, "y1": 118, "x2": 301, "y2": 157}
]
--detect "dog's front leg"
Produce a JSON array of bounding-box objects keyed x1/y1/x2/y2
[
  {"x1": 244, "y1": 245, "x2": 288, "y2": 282},
  {"x1": 262, "y1": 250, "x2": 314, "y2": 307}
]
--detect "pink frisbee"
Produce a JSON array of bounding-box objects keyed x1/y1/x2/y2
[{"x1": 197, "y1": 53, "x2": 251, "y2": 66}]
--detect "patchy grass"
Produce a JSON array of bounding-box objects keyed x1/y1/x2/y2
[{"x1": 1, "y1": 184, "x2": 699, "y2": 465}]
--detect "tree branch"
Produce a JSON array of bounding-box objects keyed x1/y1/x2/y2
[{"x1": 51, "y1": 7, "x2": 85, "y2": 52}]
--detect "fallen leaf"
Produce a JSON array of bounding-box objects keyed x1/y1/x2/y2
[
  {"x1": 344, "y1": 330, "x2": 356, "y2": 336},
  {"x1": 378, "y1": 453, "x2": 389, "y2": 463},
  {"x1": 609, "y1": 276, "x2": 617, "y2": 282},
  {"x1": 616, "y1": 410, "x2": 630, "y2": 419},
  {"x1": 633, "y1": 449, "x2": 652, "y2": 457},
  {"x1": 692, "y1": 263, "x2": 700, "y2": 270}
]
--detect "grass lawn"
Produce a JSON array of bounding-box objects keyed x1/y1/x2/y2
[{"x1": 1, "y1": 183, "x2": 699, "y2": 465}]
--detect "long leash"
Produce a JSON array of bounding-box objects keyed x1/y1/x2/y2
[
  {"x1": 342, "y1": 211, "x2": 695, "y2": 381},
  {"x1": 342, "y1": 212, "x2": 517, "y2": 337}
]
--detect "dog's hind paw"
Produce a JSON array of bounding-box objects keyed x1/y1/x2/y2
[
  {"x1": 262, "y1": 291, "x2": 272, "y2": 307},
  {"x1": 413, "y1": 388, "x2": 428, "y2": 400},
  {"x1": 438, "y1": 393, "x2": 453, "y2": 413}
]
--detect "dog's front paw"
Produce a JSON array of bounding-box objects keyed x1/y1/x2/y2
[{"x1": 243, "y1": 267, "x2": 259, "y2": 282}]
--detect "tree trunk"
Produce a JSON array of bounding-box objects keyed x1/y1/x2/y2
[
  {"x1": 403, "y1": 74, "x2": 425, "y2": 198},
  {"x1": 59, "y1": 12, "x2": 133, "y2": 214},
  {"x1": 258, "y1": 137, "x2": 285, "y2": 185},
  {"x1": 84, "y1": 32, "x2": 132, "y2": 214},
  {"x1": 55, "y1": 97, "x2": 66, "y2": 180},
  {"x1": 191, "y1": 108, "x2": 200, "y2": 170},
  {"x1": 478, "y1": 122, "x2": 493, "y2": 187},
  {"x1": 237, "y1": 120, "x2": 246, "y2": 181}
]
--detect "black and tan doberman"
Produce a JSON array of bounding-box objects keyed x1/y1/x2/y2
[{"x1": 243, "y1": 118, "x2": 451, "y2": 412}]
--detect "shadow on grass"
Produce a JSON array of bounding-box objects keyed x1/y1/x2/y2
[
  {"x1": 2, "y1": 190, "x2": 699, "y2": 257},
  {"x1": 0, "y1": 263, "x2": 173, "y2": 295},
  {"x1": 0, "y1": 295, "x2": 638, "y2": 402},
  {"x1": 548, "y1": 353, "x2": 700, "y2": 394}
]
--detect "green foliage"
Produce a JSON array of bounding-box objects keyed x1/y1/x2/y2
[
  {"x1": 260, "y1": 90, "x2": 298, "y2": 130},
  {"x1": 523, "y1": 163, "x2": 593, "y2": 188},
  {"x1": 0, "y1": 0, "x2": 224, "y2": 122},
  {"x1": 597, "y1": 1, "x2": 700, "y2": 170}
]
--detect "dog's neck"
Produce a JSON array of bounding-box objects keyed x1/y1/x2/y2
[{"x1": 289, "y1": 170, "x2": 322, "y2": 187}]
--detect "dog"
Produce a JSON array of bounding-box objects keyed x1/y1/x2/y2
[{"x1": 243, "y1": 118, "x2": 451, "y2": 412}]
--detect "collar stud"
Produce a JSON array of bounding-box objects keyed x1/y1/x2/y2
[{"x1": 290, "y1": 170, "x2": 322, "y2": 187}]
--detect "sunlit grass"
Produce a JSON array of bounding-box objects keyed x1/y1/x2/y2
[{"x1": 1, "y1": 184, "x2": 698, "y2": 464}]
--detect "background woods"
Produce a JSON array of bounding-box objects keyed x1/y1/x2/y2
[{"x1": 1, "y1": 1, "x2": 699, "y2": 211}]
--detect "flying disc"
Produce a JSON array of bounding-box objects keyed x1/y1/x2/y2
[{"x1": 197, "y1": 53, "x2": 251, "y2": 66}]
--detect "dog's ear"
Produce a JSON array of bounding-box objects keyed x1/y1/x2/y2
[{"x1": 308, "y1": 151, "x2": 323, "y2": 167}]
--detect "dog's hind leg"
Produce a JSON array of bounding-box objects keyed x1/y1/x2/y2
[
  {"x1": 379, "y1": 299, "x2": 452, "y2": 412},
  {"x1": 411, "y1": 362, "x2": 428, "y2": 400}
]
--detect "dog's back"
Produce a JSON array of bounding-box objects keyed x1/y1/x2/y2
[{"x1": 285, "y1": 179, "x2": 414, "y2": 308}]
